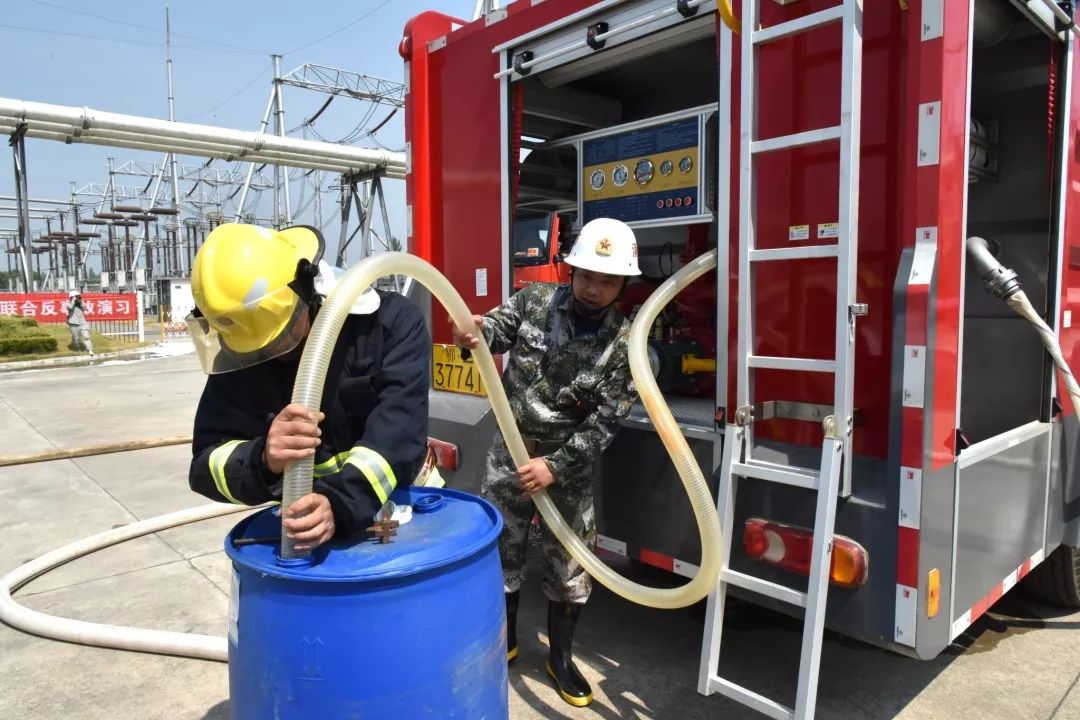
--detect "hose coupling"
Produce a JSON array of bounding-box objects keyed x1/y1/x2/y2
[{"x1": 966, "y1": 236, "x2": 1020, "y2": 299}]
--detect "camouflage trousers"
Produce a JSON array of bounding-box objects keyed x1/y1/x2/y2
[
  {"x1": 68, "y1": 324, "x2": 92, "y2": 353},
  {"x1": 481, "y1": 433, "x2": 596, "y2": 604}
]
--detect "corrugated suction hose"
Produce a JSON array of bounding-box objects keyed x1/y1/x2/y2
[
  {"x1": 283, "y1": 252, "x2": 723, "y2": 608},
  {"x1": 0, "y1": 251, "x2": 726, "y2": 665}
]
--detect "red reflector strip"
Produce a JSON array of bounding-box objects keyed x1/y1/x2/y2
[
  {"x1": 638, "y1": 548, "x2": 674, "y2": 573},
  {"x1": 900, "y1": 407, "x2": 924, "y2": 468},
  {"x1": 894, "y1": 228, "x2": 934, "y2": 644},
  {"x1": 950, "y1": 548, "x2": 1046, "y2": 640},
  {"x1": 595, "y1": 536, "x2": 698, "y2": 578},
  {"x1": 896, "y1": 526, "x2": 920, "y2": 588}
]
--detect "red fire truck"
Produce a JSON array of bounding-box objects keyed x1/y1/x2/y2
[
  {"x1": 402, "y1": 0, "x2": 1080, "y2": 716},
  {"x1": 511, "y1": 210, "x2": 571, "y2": 289}
]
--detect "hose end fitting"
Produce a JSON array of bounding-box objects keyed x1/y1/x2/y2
[{"x1": 966, "y1": 236, "x2": 1021, "y2": 299}]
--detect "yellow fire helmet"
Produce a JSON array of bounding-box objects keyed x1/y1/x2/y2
[{"x1": 187, "y1": 223, "x2": 325, "y2": 374}]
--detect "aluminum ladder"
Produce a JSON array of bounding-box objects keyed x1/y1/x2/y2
[{"x1": 697, "y1": 1, "x2": 864, "y2": 718}]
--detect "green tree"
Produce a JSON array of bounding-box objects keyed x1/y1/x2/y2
[{"x1": 0, "y1": 270, "x2": 45, "y2": 291}]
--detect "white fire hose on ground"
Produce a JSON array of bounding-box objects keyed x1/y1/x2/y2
[{"x1": 0, "y1": 251, "x2": 723, "y2": 660}]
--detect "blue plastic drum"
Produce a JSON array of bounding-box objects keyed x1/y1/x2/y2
[{"x1": 225, "y1": 486, "x2": 508, "y2": 719}]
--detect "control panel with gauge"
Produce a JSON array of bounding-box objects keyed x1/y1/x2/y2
[{"x1": 578, "y1": 110, "x2": 712, "y2": 227}]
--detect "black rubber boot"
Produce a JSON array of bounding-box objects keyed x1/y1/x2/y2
[
  {"x1": 545, "y1": 601, "x2": 593, "y2": 707},
  {"x1": 505, "y1": 591, "x2": 520, "y2": 662}
]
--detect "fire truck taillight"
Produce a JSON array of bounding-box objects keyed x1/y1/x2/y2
[
  {"x1": 427, "y1": 438, "x2": 459, "y2": 471},
  {"x1": 742, "y1": 518, "x2": 869, "y2": 589}
]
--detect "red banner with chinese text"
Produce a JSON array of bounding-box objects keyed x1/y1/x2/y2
[{"x1": 0, "y1": 293, "x2": 138, "y2": 323}]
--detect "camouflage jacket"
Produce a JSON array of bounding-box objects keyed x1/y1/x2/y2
[
  {"x1": 66, "y1": 303, "x2": 86, "y2": 327},
  {"x1": 481, "y1": 282, "x2": 638, "y2": 482}
]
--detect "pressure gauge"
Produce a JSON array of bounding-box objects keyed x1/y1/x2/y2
[
  {"x1": 634, "y1": 159, "x2": 654, "y2": 186},
  {"x1": 679, "y1": 156, "x2": 693, "y2": 174},
  {"x1": 659, "y1": 159, "x2": 674, "y2": 176},
  {"x1": 589, "y1": 169, "x2": 605, "y2": 191},
  {"x1": 612, "y1": 164, "x2": 629, "y2": 187}
]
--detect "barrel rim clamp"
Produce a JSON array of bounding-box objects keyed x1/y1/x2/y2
[
  {"x1": 587, "y1": 21, "x2": 609, "y2": 50},
  {"x1": 513, "y1": 50, "x2": 534, "y2": 77},
  {"x1": 676, "y1": 0, "x2": 700, "y2": 18}
]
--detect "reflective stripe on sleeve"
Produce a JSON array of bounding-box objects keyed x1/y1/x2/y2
[
  {"x1": 343, "y1": 447, "x2": 397, "y2": 504},
  {"x1": 311, "y1": 445, "x2": 398, "y2": 504},
  {"x1": 209, "y1": 440, "x2": 245, "y2": 505}
]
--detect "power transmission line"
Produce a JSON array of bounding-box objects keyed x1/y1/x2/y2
[
  {"x1": 24, "y1": 0, "x2": 267, "y2": 55},
  {"x1": 0, "y1": 21, "x2": 264, "y2": 55},
  {"x1": 180, "y1": 66, "x2": 272, "y2": 121},
  {"x1": 283, "y1": 0, "x2": 394, "y2": 56}
]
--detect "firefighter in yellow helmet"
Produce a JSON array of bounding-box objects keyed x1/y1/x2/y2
[
  {"x1": 186, "y1": 223, "x2": 431, "y2": 548},
  {"x1": 452, "y1": 217, "x2": 641, "y2": 707}
]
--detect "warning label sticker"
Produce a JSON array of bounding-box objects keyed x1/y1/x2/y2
[
  {"x1": 788, "y1": 224, "x2": 810, "y2": 242},
  {"x1": 817, "y1": 222, "x2": 839, "y2": 239}
]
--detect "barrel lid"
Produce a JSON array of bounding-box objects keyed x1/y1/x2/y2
[{"x1": 225, "y1": 486, "x2": 502, "y2": 582}]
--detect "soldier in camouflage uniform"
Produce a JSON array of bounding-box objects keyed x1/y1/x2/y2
[
  {"x1": 66, "y1": 291, "x2": 93, "y2": 355},
  {"x1": 453, "y1": 217, "x2": 640, "y2": 707}
]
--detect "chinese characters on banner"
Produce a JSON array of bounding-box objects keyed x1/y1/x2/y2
[{"x1": 0, "y1": 293, "x2": 138, "y2": 323}]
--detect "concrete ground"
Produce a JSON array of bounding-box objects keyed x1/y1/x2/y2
[{"x1": 1, "y1": 351, "x2": 1078, "y2": 720}]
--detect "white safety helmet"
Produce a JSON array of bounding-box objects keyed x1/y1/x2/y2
[
  {"x1": 563, "y1": 218, "x2": 641, "y2": 276},
  {"x1": 68, "y1": 290, "x2": 80, "y2": 299}
]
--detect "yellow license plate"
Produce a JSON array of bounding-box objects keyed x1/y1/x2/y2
[{"x1": 432, "y1": 344, "x2": 486, "y2": 397}]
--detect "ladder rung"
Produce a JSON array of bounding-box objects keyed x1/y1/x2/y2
[
  {"x1": 747, "y1": 355, "x2": 835, "y2": 373},
  {"x1": 732, "y1": 459, "x2": 820, "y2": 490},
  {"x1": 752, "y1": 126, "x2": 841, "y2": 155},
  {"x1": 749, "y1": 245, "x2": 839, "y2": 262},
  {"x1": 752, "y1": 5, "x2": 845, "y2": 46},
  {"x1": 708, "y1": 677, "x2": 794, "y2": 720},
  {"x1": 722, "y1": 569, "x2": 807, "y2": 607}
]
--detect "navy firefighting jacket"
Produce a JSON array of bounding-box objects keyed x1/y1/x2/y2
[{"x1": 188, "y1": 291, "x2": 431, "y2": 538}]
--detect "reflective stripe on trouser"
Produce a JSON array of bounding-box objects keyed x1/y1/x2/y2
[
  {"x1": 412, "y1": 446, "x2": 445, "y2": 488},
  {"x1": 209, "y1": 440, "x2": 245, "y2": 504},
  {"x1": 414, "y1": 465, "x2": 446, "y2": 488},
  {"x1": 313, "y1": 446, "x2": 397, "y2": 504},
  {"x1": 481, "y1": 434, "x2": 595, "y2": 604}
]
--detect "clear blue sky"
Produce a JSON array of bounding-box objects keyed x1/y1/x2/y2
[{"x1": 0, "y1": 0, "x2": 473, "y2": 263}]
